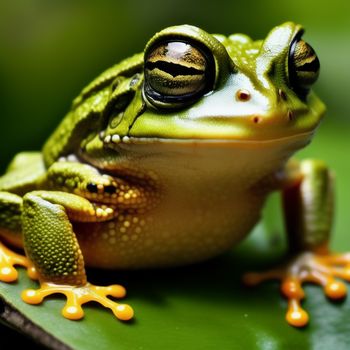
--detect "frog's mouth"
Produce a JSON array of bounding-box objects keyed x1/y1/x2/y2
[
  {"x1": 103, "y1": 129, "x2": 315, "y2": 151},
  {"x1": 98, "y1": 130, "x2": 314, "y2": 185}
]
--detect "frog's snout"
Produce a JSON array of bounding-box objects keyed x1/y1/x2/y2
[
  {"x1": 233, "y1": 86, "x2": 295, "y2": 128},
  {"x1": 250, "y1": 109, "x2": 294, "y2": 125}
]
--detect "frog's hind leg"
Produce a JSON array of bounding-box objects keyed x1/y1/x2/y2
[
  {"x1": 244, "y1": 252, "x2": 350, "y2": 327},
  {"x1": 20, "y1": 190, "x2": 134, "y2": 321},
  {"x1": 244, "y1": 159, "x2": 350, "y2": 327},
  {"x1": 0, "y1": 192, "x2": 36, "y2": 282}
]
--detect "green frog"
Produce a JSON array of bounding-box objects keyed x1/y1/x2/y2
[{"x1": 0, "y1": 22, "x2": 348, "y2": 328}]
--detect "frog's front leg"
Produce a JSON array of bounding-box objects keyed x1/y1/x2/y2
[
  {"x1": 244, "y1": 159, "x2": 350, "y2": 327},
  {"x1": 20, "y1": 190, "x2": 133, "y2": 321}
]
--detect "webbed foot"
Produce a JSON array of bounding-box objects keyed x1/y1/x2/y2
[
  {"x1": 243, "y1": 251, "x2": 350, "y2": 327},
  {"x1": 21, "y1": 282, "x2": 134, "y2": 321},
  {"x1": 0, "y1": 241, "x2": 38, "y2": 282}
]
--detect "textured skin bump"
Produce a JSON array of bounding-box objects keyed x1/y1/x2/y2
[
  {"x1": 0, "y1": 192, "x2": 22, "y2": 233},
  {"x1": 22, "y1": 193, "x2": 86, "y2": 285}
]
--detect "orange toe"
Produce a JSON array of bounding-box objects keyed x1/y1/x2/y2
[{"x1": 243, "y1": 250, "x2": 350, "y2": 327}]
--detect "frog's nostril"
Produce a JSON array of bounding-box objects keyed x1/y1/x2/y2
[
  {"x1": 236, "y1": 89, "x2": 251, "y2": 101},
  {"x1": 278, "y1": 88, "x2": 288, "y2": 101},
  {"x1": 252, "y1": 116, "x2": 260, "y2": 124}
]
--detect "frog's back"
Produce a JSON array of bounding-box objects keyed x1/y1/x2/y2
[{"x1": 42, "y1": 53, "x2": 143, "y2": 166}]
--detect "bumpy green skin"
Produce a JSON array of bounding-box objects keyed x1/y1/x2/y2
[
  {"x1": 0, "y1": 192, "x2": 22, "y2": 234},
  {"x1": 0, "y1": 22, "x2": 330, "y2": 287},
  {"x1": 43, "y1": 53, "x2": 144, "y2": 166}
]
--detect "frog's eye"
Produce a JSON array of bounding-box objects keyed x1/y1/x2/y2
[
  {"x1": 143, "y1": 40, "x2": 215, "y2": 108},
  {"x1": 288, "y1": 39, "x2": 320, "y2": 95}
]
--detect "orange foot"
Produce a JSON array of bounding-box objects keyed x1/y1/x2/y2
[
  {"x1": 0, "y1": 241, "x2": 38, "y2": 282},
  {"x1": 22, "y1": 282, "x2": 134, "y2": 321},
  {"x1": 243, "y1": 251, "x2": 350, "y2": 327}
]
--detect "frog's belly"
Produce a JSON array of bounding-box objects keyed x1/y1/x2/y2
[{"x1": 74, "y1": 194, "x2": 265, "y2": 269}]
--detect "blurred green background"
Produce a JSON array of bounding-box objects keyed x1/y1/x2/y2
[{"x1": 0, "y1": 0, "x2": 349, "y2": 171}]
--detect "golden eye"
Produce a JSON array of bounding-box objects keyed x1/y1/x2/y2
[
  {"x1": 144, "y1": 40, "x2": 215, "y2": 108},
  {"x1": 288, "y1": 39, "x2": 320, "y2": 95}
]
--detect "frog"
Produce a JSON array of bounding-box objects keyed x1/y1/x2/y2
[{"x1": 0, "y1": 21, "x2": 348, "y2": 328}]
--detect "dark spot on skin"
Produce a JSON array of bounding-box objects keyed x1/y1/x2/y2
[
  {"x1": 104, "y1": 185, "x2": 117, "y2": 194},
  {"x1": 278, "y1": 88, "x2": 287, "y2": 101},
  {"x1": 87, "y1": 183, "x2": 98, "y2": 193},
  {"x1": 236, "y1": 89, "x2": 251, "y2": 101}
]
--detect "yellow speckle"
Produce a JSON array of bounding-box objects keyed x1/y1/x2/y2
[
  {"x1": 120, "y1": 227, "x2": 126, "y2": 233},
  {"x1": 121, "y1": 235, "x2": 129, "y2": 242},
  {"x1": 124, "y1": 221, "x2": 130, "y2": 227},
  {"x1": 106, "y1": 208, "x2": 113, "y2": 214},
  {"x1": 96, "y1": 208, "x2": 104, "y2": 216},
  {"x1": 132, "y1": 217, "x2": 139, "y2": 223},
  {"x1": 135, "y1": 227, "x2": 141, "y2": 234}
]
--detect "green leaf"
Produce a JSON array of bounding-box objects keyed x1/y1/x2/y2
[{"x1": 1, "y1": 121, "x2": 350, "y2": 350}]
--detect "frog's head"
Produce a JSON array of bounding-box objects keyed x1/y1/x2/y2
[{"x1": 106, "y1": 22, "x2": 324, "y2": 148}]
